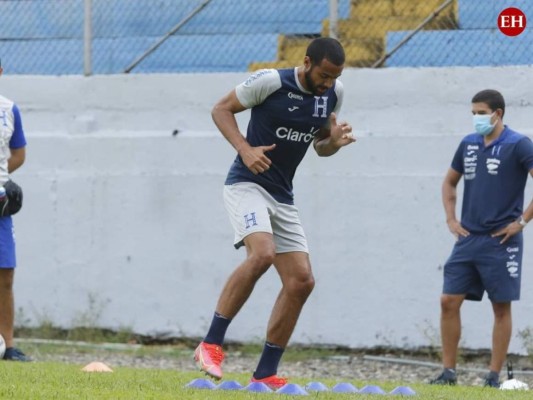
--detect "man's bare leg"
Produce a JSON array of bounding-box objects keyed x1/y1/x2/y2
[
  {"x1": 252, "y1": 251, "x2": 314, "y2": 380},
  {"x1": 0, "y1": 268, "x2": 15, "y2": 348},
  {"x1": 490, "y1": 302, "x2": 512, "y2": 374}
]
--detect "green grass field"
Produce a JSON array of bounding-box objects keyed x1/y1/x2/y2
[
  {"x1": 1, "y1": 359, "x2": 532, "y2": 399},
  {"x1": 1, "y1": 340, "x2": 531, "y2": 399},
  {"x1": 0, "y1": 345, "x2": 532, "y2": 400}
]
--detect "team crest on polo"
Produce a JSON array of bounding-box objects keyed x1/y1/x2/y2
[
  {"x1": 313, "y1": 96, "x2": 328, "y2": 118},
  {"x1": 486, "y1": 158, "x2": 500, "y2": 175}
]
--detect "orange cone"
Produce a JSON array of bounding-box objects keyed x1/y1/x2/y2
[{"x1": 81, "y1": 361, "x2": 113, "y2": 372}]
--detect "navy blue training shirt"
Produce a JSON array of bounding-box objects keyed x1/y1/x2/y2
[
  {"x1": 225, "y1": 68, "x2": 343, "y2": 205},
  {"x1": 451, "y1": 126, "x2": 533, "y2": 233}
]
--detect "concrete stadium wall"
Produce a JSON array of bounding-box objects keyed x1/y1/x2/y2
[{"x1": 2, "y1": 66, "x2": 533, "y2": 353}]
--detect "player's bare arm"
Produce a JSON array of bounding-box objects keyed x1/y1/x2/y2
[
  {"x1": 313, "y1": 112, "x2": 355, "y2": 157},
  {"x1": 442, "y1": 167, "x2": 470, "y2": 239},
  {"x1": 212, "y1": 90, "x2": 275, "y2": 175},
  {"x1": 7, "y1": 147, "x2": 25, "y2": 173},
  {"x1": 492, "y1": 168, "x2": 533, "y2": 244}
]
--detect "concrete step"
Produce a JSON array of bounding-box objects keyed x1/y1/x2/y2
[
  {"x1": 249, "y1": 60, "x2": 295, "y2": 71},
  {"x1": 350, "y1": 0, "x2": 456, "y2": 19},
  {"x1": 249, "y1": 35, "x2": 383, "y2": 70},
  {"x1": 248, "y1": 0, "x2": 458, "y2": 71},
  {"x1": 324, "y1": 16, "x2": 456, "y2": 40}
]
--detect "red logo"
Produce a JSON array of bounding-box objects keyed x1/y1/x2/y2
[{"x1": 498, "y1": 7, "x2": 527, "y2": 36}]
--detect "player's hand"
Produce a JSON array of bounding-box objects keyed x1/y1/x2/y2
[
  {"x1": 239, "y1": 143, "x2": 276, "y2": 175},
  {"x1": 447, "y1": 219, "x2": 470, "y2": 241},
  {"x1": 329, "y1": 112, "x2": 355, "y2": 147},
  {"x1": 491, "y1": 221, "x2": 523, "y2": 244}
]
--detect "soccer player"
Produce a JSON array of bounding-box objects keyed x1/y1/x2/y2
[
  {"x1": 431, "y1": 89, "x2": 533, "y2": 387},
  {"x1": 0, "y1": 60, "x2": 30, "y2": 361},
  {"x1": 194, "y1": 37, "x2": 355, "y2": 388}
]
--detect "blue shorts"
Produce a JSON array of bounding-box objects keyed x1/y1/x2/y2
[
  {"x1": 443, "y1": 232, "x2": 523, "y2": 302},
  {"x1": 0, "y1": 216, "x2": 16, "y2": 268}
]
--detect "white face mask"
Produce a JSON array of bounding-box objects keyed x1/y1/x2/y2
[{"x1": 473, "y1": 112, "x2": 496, "y2": 136}]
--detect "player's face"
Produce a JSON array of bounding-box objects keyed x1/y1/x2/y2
[
  {"x1": 471, "y1": 102, "x2": 501, "y2": 120},
  {"x1": 304, "y1": 58, "x2": 343, "y2": 96}
]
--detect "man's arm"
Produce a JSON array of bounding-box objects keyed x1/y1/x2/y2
[
  {"x1": 492, "y1": 169, "x2": 533, "y2": 243},
  {"x1": 8, "y1": 147, "x2": 25, "y2": 173},
  {"x1": 313, "y1": 112, "x2": 355, "y2": 157},
  {"x1": 521, "y1": 169, "x2": 533, "y2": 223},
  {"x1": 442, "y1": 167, "x2": 469, "y2": 239},
  {"x1": 211, "y1": 90, "x2": 275, "y2": 175}
]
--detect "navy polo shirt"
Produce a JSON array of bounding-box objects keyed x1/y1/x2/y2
[{"x1": 451, "y1": 126, "x2": 533, "y2": 233}]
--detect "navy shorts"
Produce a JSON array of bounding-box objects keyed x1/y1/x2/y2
[
  {"x1": 0, "y1": 216, "x2": 16, "y2": 268},
  {"x1": 443, "y1": 232, "x2": 523, "y2": 302}
]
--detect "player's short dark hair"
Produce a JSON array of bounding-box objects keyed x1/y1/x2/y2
[
  {"x1": 306, "y1": 37, "x2": 345, "y2": 67},
  {"x1": 472, "y1": 89, "x2": 505, "y2": 117}
]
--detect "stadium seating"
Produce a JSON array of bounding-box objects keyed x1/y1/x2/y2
[
  {"x1": 254, "y1": 0, "x2": 533, "y2": 69},
  {"x1": 0, "y1": 0, "x2": 530, "y2": 73},
  {"x1": 386, "y1": 29, "x2": 533, "y2": 67},
  {"x1": 0, "y1": 0, "x2": 349, "y2": 74},
  {"x1": 252, "y1": 0, "x2": 456, "y2": 70},
  {"x1": 458, "y1": 0, "x2": 531, "y2": 29},
  {"x1": 93, "y1": 34, "x2": 279, "y2": 74},
  {"x1": 385, "y1": 0, "x2": 533, "y2": 67}
]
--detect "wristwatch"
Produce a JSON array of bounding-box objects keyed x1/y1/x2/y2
[{"x1": 518, "y1": 216, "x2": 528, "y2": 228}]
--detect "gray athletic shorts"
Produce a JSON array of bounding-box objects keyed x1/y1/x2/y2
[{"x1": 223, "y1": 182, "x2": 309, "y2": 253}]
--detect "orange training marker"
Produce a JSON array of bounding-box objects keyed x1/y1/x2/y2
[{"x1": 81, "y1": 361, "x2": 113, "y2": 372}]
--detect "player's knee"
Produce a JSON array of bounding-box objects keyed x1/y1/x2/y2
[
  {"x1": 247, "y1": 248, "x2": 276, "y2": 270},
  {"x1": 0, "y1": 271, "x2": 14, "y2": 290},
  {"x1": 0, "y1": 279, "x2": 14, "y2": 291},
  {"x1": 286, "y1": 274, "x2": 315, "y2": 299},
  {"x1": 492, "y1": 303, "x2": 511, "y2": 320},
  {"x1": 440, "y1": 295, "x2": 462, "y2": 314}
]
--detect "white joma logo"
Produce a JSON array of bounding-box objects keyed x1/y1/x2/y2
[{"x1": 288, "y1": 106, "x2": 299, "y2": 112}]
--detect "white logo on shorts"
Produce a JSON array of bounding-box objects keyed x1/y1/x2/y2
[
  {"x1": 506, "y1": 260, "x2": 520, "y2": 278},
  {"x1": 244, "y1": 212, "x2": 258, "y2": 229}
]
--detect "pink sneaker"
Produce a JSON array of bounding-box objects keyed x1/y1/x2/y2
[
  {"x1": 194, "y1": 342, "x2": 225, "y2": 380},
  {"x1": 250, "y1": 375, "x2": 288, "y2": 390}
]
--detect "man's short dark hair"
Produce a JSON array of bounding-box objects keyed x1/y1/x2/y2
[
  {"x1": 472, "y1": 89, "x2": 505, "y2": 117},
  {"x1": 306, "y1": 37, "x2": 345, "y2": 67}
]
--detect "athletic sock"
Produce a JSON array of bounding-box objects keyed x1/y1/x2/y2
[
  {"x1": 488, "y1": 370, "x2": 500, "y2": 381},
  {"x1": 253, "y1": 342, "x2": 285, "y2": 379},
  {"x1": 203, "y1": 312, "x2": 232, "y2": 346},
  {"x1": 443, "y1": 368, "x2": 456, "y2": 378}
]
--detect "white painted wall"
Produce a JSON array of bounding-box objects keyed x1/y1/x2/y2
[{"x1": 2, "y1": 66, "x2": 533, "y2": 353}]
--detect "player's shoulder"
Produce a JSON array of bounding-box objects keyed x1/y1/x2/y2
[
  {"x1": 0, "y1": 94, "x2": 14, "y2": 110},
  {"x1": 503, "y1": 126, "x2": 530, "y2": 143},
  {"x1": 333, "y1": 79, "x2": 344, "y2": 97},
  {"x1": 461, "y1": 133, "x2": 481, "y2": 144},
  {"x1": 242, "y1": 68, "x2": 281, "y2": 88}
]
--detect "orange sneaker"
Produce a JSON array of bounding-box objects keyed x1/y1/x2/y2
[
  {"x1": 250, "y1": 375, "x2": 288, "y2": 390},
  {"x1": 194, "y1": 342, "x2": 225, "y2": 380}
]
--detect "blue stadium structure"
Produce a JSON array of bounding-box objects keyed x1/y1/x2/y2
[
  {"x1": 386, "y1": 0, "x2": 533, "y2": 67},
  {"x1": 0, "y1": 0, "x2": 349, "y2": 74},
  {"x1": 0, "y1": 0, "x2": 530, "y2": 74}
]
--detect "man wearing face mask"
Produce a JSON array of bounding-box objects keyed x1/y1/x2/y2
[{"x1": 430, "y1": 89, "x2": 533, "y2": 388}]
